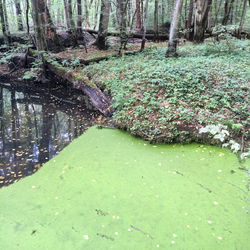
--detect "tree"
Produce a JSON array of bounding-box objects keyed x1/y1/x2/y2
[
  {"x1": 166, "y1": 0, "x2": 183, "y2": 57},
  {"x1": 95, "y1": 0, "x2": 111, "y2": 49},
  {"x1": 30, "y1": 0, "x2": 60, "y2": 51},
  {"x1": 118, "y1": 0, "x2": 128, "y2": 54},
  {"x1": 77, "y1": 0, "x2": 83, "y2": 36},
  {"x1": 64, "y1": 0, "x2": 77, "y2": 45},
  {"x1": 14, "y1": 0, "x2": 24, "y2": 31},
  {"x1": 154, "y1": 0, "x2": 159, "y2": 41},
  {"x1": 238, "y1": 0, "x2": 247, "y2": 36},
  {"x1": 135, "y1": 0, "x2": 142, "y2": 30},
  {"x1": 84, "y1": 0, "x2": 90, "y2": 28},
  {"x1": 185, "y1": 0, "x2": 194, "y2": 40},
  {"x1": 193, "y1": 0, "x2": 213, "y2": 43},
  {"x1": 0, "y1": 0, "x2": 10, "y2": 45},
  {"x1": 140, "y1": 0, "x2": 149, "y2": 51},
  {"x1": 222, "y1": 0, "x2": 234, "y2": 25}
]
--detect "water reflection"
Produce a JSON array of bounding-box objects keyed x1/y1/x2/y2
[{"x1": 0, "y1": 82, "x2": 100, "y2": 187}]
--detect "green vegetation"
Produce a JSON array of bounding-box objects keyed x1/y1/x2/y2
[
  {"x1": 0, "y1": 127, "x2": 249, "y2": 250},
  {"x1": 84, "y1": 40, "x2": 250, "y2": 146}
]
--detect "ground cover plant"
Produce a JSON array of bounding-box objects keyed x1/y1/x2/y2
[
  {"x1": 83, "y1": 40, "x2": 250, "y2": 148},
  {"x1": 0, "y1": 127, "x2": 249, "y2": 249}
]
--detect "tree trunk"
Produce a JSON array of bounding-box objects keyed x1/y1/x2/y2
[
  {"x1": 140, "y1": 0, "x2": 149, "y2": 51},
  {"x1": 222, "y1": 0, "x2": 234, "y2": 25},
  {"x1": 30, "y1": 0, "x2": 60, "y2": 51},
  {"x1": 135, "y1": 0, "x2": 142, "y2": 30},
  {"x1": 25, "y1": 0, "x2": 30, "y2": 35},
  {"x1": 238, "y1": 0, "x2": 247, "y2": 36},
  {"x1": 193, "y1": 0, "x2": 213, "y2": 43},
  {"x1": 93, "y1": 0, "x2": 100, "y2": 29},
  {"x1": 95, "y1": 0, "x2": 111, "y2": 50},
  {"x1": 161, "y1": 0, "x2": 165, "y2": 25},
  {"x1": 166, "y1": 0, "x2": 183, "y2": 57},
  {"x1": 77, "y1": 0, "x2": 82, "y2": 35},
  {"x1": 154, "y1": 0, "x2": 159, "y2": 41},
  {"x1": 84, "y1": 0, "x2": 90, "y2": 28},
  {"x1": 185, "y1": 0, "x2": 193, "y2": 40},
  {"x1": 15, "y1": 0, "x2": 24, "y2": 31},
  {"x1": 63, "y1": 0, "x2": 70, "y2": 29},
  {"x1": 118, "y1": 0, "x2": 128, "y2": 54},
  {"x1": 2, "y1": 0, "x2": 10, "y2": 38},
  {"x1": 0, "y1": 0, "x2": 10, "y2": 45}
]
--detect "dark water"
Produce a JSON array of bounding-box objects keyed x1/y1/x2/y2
[{"x1": 0, "y1": 81, "x2": 100, "y2": 187}]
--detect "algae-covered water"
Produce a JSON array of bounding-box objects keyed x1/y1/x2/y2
[{"x1": 0, "y1": 127, "x2": 249, "y2": 250}]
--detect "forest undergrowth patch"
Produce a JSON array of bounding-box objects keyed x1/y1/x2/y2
[{"x1": 83, "y1": 41, "x2": 250, "y2": 152}]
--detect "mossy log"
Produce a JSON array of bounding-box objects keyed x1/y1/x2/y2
[{"x1": 44, "y1": 57, "x2": 113, "y2": 117}]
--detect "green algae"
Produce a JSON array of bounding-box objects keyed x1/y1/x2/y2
[{"x1": 0, "y1": 127, "x2": 249, "y2": 250}]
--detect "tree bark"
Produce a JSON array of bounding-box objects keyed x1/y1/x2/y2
[
  {"x1": 63, "y1": 0, "x2": 70, "y2": 29},
  {"x1": 15, "y1": 0, "x2": 24, "y2": 31},
  {"x1": 222, "y1": 0, "x2": 234, "y2": 25},
  {"x1": 77, "y1": 0, "x2": 82, "y2": 35},
  {"x1": 193, "y1": 0, "x2": 213, "y2": 43},
  {"x1": 118, "y1": 0, "x2": 128, "y2": 54},
  {"x1": 95, "y1": 0, "x2": 111, "y2": 50},
  {"x1": 238, "y1": 0, "x2": 247, "y2": 36},
  {"x1": 166, "y1": 0, "x2": 183, "y2": 57},
  {"x1": 185, "y1": 0, "x2": 193, "y2": 40},
  {"x1": 30, "y1": 0, "x2": 60, "y2": 51},
  {"x1": 93, "y1": 0, "x2": 100, "y2": 29},
  {"x1": 135, "y1": 0, "x2": 142, "y2": 30},
  {"x1": 25, "y1": 0, "x2": 30, "y2": 35},
  {"x1": 0, "y1": 0, "x2": 10, "y2": 45},
  {"x1": 84, "y1": 0, "x2": 90, "y2": 28},
  {"x1": 154, "y1": 0, "x2": 159, "y2": 41},
  {"x1": 140, "y1": 0, "x2": 149, "y2": 51}
]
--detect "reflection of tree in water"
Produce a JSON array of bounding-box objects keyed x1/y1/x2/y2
[{"x1": 0, "y1": 83, "x2": 100, "y2": 187}]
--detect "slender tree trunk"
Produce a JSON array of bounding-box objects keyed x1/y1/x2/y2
[
  {"x1": 185, "y1": 0, "x2": 193, "y2": 40},
  {"x1": 154, "y1": 0, "x2": 159, "y2": 41},
  {"x1": 63, "y1": 0, "x2": 70, "y2": 28},
  {"x1": 93, "y1": 0, "x2": 99, "y2": 29},
  {"x1": 161, "y1": 0, "x2": 165, "y2": 25},
  {"x1": 214, "y1": 0, "x2": 223, "y2": 24},
  {"x1": 0, "y1": 0, "x2": 10, "y2": 45},
  {"x1": 77, "y1": 0, "x2": 82, "y2": 35},
  {"x1": 222, "y1": 0, "x2": 234, "y2": 25},
  {"x1": 2, "y1": 0, "x2": 10, "y2": 37},
  {"x1": 68, "y1": 0, "x2": 75, "y2": 32},
  {"x1": 84, "y1": 0, "x2": 90, "y2": 28},
  {"x1": 166, "y1": 0, "x2": 183, "y2": 57},
  {"x1": 116, "y1": 0, "x2": 121, "y2": 29},
  {"x1": 135, "y1": 0, "x2": 142, "y2": 30},
  {"x1": 238, "y1": 0, "x2": 247, "y2": 36},
  {"x1": 96, "y1": 0, "x2": 111, "y2": 49},
  {"x1": 140, "y1": 0, "x2": 150, "y2": 51},
  {"x1": 118, "y1": 0, "x2": 128, "y2": 54},
  {"x1": 15, "y1": 0, "x2": 24, "y2": 31},
  {"x1": 25, "y1": 0, "x2": 30, "y2": 35}
]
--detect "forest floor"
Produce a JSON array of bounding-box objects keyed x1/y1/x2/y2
[{"x1": 81, "y1": 39, "x2": 250, "y2": 152}]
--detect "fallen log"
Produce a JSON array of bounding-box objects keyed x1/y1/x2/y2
[
  {"x1": 83, "y1": 29, "x2": 169, "y2": 40},
  {"x1": 44, "y1": 56, "x2": 113, "y2": 117}
]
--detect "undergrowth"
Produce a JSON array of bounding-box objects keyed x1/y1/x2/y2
[{"x1": 83, "y1": 40, "x2": 250, "y2": 148}]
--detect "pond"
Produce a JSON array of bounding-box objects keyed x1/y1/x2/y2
[
  {"x1": 0, "y1": 127, "x2": 248, "y2": 249},
  {"x1": 0, "y1": 81, "x2": 100, "y2": 187}
]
